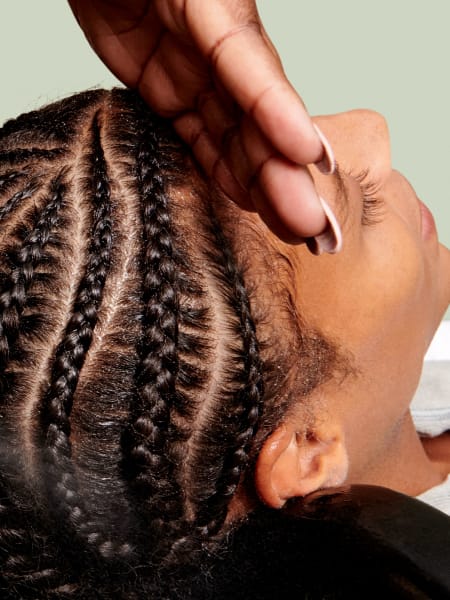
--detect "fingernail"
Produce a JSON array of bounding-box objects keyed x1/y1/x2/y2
[
  {"x1": 313, "y1": 124, "x2": 336, "y2": 175},
  {"x1": 306, "y1": 196, "x2": 343, "y2": 255}
]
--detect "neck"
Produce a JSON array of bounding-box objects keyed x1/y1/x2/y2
[{"x1": 353, "y1": 411, "x2": 446, "y2": 497}]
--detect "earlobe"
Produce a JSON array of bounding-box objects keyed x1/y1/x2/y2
[{"x1": 255, "y1": 422, "x2": 349, "y2": 509}]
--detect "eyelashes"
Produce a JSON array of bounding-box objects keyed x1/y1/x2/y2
[{"x1": 352, "y1": 168, "x2": 385, "y2": 226}]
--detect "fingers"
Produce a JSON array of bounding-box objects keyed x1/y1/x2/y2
[
  {"x1": 174, "y1": 111, "x2": 254, "y2": 211},
  {"x1": 195, "y1": 89, "x2": 327, "y2": 236},
  {"x1": 72, "y1": 0, "x2": 340, "y2": 245},
  {"x1": 175, "y1": 98, "x2": 331, "y2": 242},
  {"x1": 240, "y1": 115, "x2": 328, "y2": 240},
  {"x1": 166, "y1": 0, "x2": 340, "y2": 245},
  {"x1": 137, "y1": 32, "x2": 210, "y2": 117},
  {"x1": 181, "y1": 0, "x2": 324, "y2": 166},
  {"x1": 68, "y1": 0, "x2": 159, "y2": 88}
]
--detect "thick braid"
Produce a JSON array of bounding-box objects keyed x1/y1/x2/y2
[
  {"x1": 0, "y1": 170, "x2": 26, "y2": 196},
  {"x1": 40, "y1": 113, "x2": 130, "y2": 559},
  {"x1": 0, "y1": 180, "x2": 39, "y2": 224},
  {"x1": 0, "y1": 90, "x2": 315, "y2": 593},
  {"x1": 196, "y1": 213, "x2": 264, "y2": 532},
  {"x1": 121, "y1": 108, "x2": 264, "y2": 561},
  {"x1": 161, "y1": 211, "x2": 264, "y2": 566},
  {"x1": 0, "y1": 175, "x2": 65, "y2": 374},
  {"x1": 122, "y1": 125, "x2": 183, "y2": 522}
]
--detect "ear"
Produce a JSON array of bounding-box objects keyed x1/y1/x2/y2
[{"x1": 255, "y1": 422, "x2": 349, "y2": 508}]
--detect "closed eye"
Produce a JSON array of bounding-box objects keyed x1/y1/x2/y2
[{"x1": 349, "y1": 168, "x2": 386, "y2": 226}]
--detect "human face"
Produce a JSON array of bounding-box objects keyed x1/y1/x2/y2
[{"x1": 276, "y1": 110, "x2": 450, "y2": 487}]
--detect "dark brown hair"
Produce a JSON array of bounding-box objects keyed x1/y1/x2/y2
[{"x1": 0, "y1": 89, "x2": 339, "y2": 598}]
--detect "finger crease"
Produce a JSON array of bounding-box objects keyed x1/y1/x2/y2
[
  {"x1": 136, "y1": 29, "x2": 166, "y2": 91},
  {"x1": 208, "y1": 20, "x2": 261, "y2": 71},
  {"x1": 190, "y1": 126, "x2": 209, "y2": 152},
  {"x1": 220, "y1": 125, "x2": 239, "y2": 154},
  {"x1": 247, "y1": 154, "x2": 277, "y2": 192},
  {"x1": 248, "y1": 81, "x2": 283, "y2": 122},
  {"x1": 195, "y1": 89, "x2": 216, "y2": 114},
  {"x1": 113, "y1": 1, "x2": 152, "y2": 36},
  {"x1": 181, "y1": 0, "x2": 188, "y2": 29}
]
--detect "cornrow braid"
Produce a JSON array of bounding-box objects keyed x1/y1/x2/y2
[
  {"x1": 0, "y1": 174, "x2": 65, "y2": 374},
  {"x1": 0, "y1": 169, "x2": 27, "y2": 195},
  {"x1": 159, "y1": 208, "x2": 265, "y2": 566},
  {"x1": 120, "y1": 100, "x2": 265, "y2": 565},
  {"x1": 0, "y1": 89, "x2": 343, "y2": 596},
  {"x1": 39, "y1": 111, "x2": 130, "y2": 559},
  {"x1": 0, "y1": 179, "x2": 39, "y2": 224},
  {"x1": 121, "y1": 117, "x2": 185, "y2": 525},
  {"x1": 196, "y1": 209, "x2": 264, "y2": 530}
]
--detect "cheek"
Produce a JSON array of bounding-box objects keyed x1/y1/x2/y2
[
  {"x1": 357, "y1": 233, "x2": 426, "y2": 338},
  {"x1": 297, "y1": 215, "x2": 431, "y2": 373},
  {"x1": 295, "y1": 216, "x2": 438, "y2": 479}
]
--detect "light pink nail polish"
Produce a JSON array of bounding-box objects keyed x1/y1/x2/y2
[
  {"x1": 313, "y1": 124, "x2": 336, "y2": 176},
  {"x1": 306, "y1": 196, "x2": 343, "y2": 255}
]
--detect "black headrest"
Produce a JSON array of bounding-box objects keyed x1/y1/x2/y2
[{"x1": 191, "y1": 485, "x2": 450, "y2": 599}]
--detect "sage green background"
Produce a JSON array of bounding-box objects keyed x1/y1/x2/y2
[{"x1": 1, "y1": 1, "x2": 449, "y2": 318}]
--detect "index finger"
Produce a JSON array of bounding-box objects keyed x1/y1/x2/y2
[{"x1": 181, "y1": 0, "x2": 324, "y2": 166}]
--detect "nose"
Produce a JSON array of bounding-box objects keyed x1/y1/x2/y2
[{"x1": 313, "y1": 110, "x2": 392, "y2": 182}]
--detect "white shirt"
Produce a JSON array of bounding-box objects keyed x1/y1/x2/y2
[{"x1": 411, "y1": 326, "x2": 450, "y2": 516}]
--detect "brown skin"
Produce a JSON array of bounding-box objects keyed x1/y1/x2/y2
[
  {"x1": 422, "y1": 433, "x2": 450, "y2": 478},
  {"x1": 254, "y1": 109, "x2": 450, "y2": 507},
  {"x1": 68, "y1": 2, "x2": 450, "y2": 507},
  {"x1": 68, "y1": 0, "x2": 329, "y2": 242}
]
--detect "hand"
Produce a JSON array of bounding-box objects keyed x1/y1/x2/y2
[{"x1": 69, "y1": 0, "x2": 338, "y2": 247}]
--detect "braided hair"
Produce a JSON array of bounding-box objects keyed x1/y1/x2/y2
[{"x1": 0, "y1": 89, "x2": 339, "y2": 598}]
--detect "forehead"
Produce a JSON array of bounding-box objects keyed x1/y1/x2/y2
[{"x1": 313, "y1": 111, "x2": 392, "y2": 184}]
